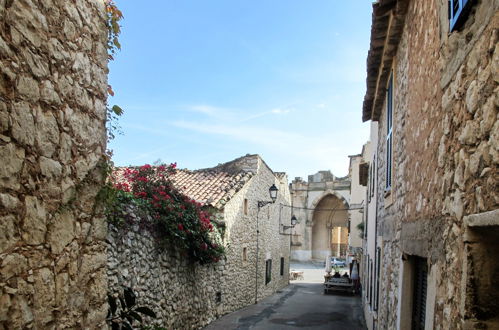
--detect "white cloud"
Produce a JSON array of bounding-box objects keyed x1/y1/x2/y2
[{"x1": 271, "y1": 108, "x2": 290, "y2": 114}]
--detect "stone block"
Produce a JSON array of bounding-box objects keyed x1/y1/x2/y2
[
  {"x1": 1, "y1": 253, "x2": 28, "y2": 280},
  {"x1": 48, "y1": 210, "x2": 75, "y2": 254},
  {"x1": 480, "y1": 96, "x2": 497, "y2": 137},
  {"x1": 33, "y1": 267, "x2": 55, "y2": 325},
  {"x1": 39, "y1": 156, "x2": 62, "y2": 178},
  {"x1": 465, "y1": 80, "x2": 479, "y2": 114},
  {"x1": 40, "y1": 80, "x2": 61, "y2": 105},
  {"x1": 458, "y1": 120, "x2": 480, "y2": 145},
  {"x1": 11, "y1": 101, "x2": 35, "y2": 146},
  {"x1": 16, "y1": 76, "x2": 40, "y2": 102},
  {"x1": 0, "y1": 294, "x2": 11, "y2": 322},
  {"x1": 22, "y1": 196, "x2": 47, "y2": 245},
  {"x1": 10, "y1": 295, "x2": 33, "y2": 327},
  {"x1": 0, "y1": 143, "x2": 25, "y2": 189},
  {"x1": 0, "y1": 193, "x2": 20, "y2": 210},
  {"x1": 0, "y1": 215, "x2": 19, "y2": 253},
  {"x1": 36, "y1": 110, "x2": 60, "y2": 158}
]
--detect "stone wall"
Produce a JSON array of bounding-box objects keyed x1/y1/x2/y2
[
  {"x1": 0, "y1": 0, "x2": 108, "y2": 328},
  {"x1": 107, "y1": 156, "x2": 291, "y2": 328},
  {"x1": 371, "y1": 0, "x2": 498, "y2": 328}
]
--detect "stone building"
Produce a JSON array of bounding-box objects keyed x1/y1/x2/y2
[
  {"x1": 360, "y1": 0, "x2": 498, "y2": 329},
  {"x1": 0, "y1": 1, "x2": 108, "y2": 329},
  {"x1": 289, "y1": 171, "x2": 353, "y2": 261},
  {"x1": 348, "y1": 149, "x2": 369, "y2": 254},
  {"x1": 108, "y1": 154, "x2": 292, "y2": 328}
]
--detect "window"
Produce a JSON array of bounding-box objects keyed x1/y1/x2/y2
[
  {"x1": 449, "y1": 0, "x2": 472, "y2": 32},
  {"x1": 368, "y1": 155, "x2": 376, "y2": 202},
  {"x1": 374, "y1": 247, "x2": 381, "y2": 311},
  {"x1": 385, "y1": 74, "x2": 393, "y2": 192},
  {"x1": 242, "y1": 247, "x2": 247, "y2": 262},
  {"x1": 265, "y1": 259, "x2": 272, "y2": 285},
  {"x1": 280, "y1": 257, "x2": 285, "y2": 276},
  {"x1": 243, "y1": 198, "x2": 248, "y2": 215},
  {"x1": 412, "y1": 257, "x2": 428, "y2": 330},
  {"x1": 369, "y1": 258, "x2": 373, "y2": 307}
]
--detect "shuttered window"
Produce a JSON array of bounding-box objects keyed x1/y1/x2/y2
[
  {"x1": 385, "y1": 74, "x2": 393, "y2": 192},
  {"x1": 374, "y1": 247, "x2": 381, "y2": 311},
  {"x1": 412, "y1": 257, "x2": 428, "y2": 330},
  {"x1": 280, "y1": 257, "x2": 284, "y2": 276},
  {"x1": 265, "y1": 259, "x2": 272, "y2": 285}
]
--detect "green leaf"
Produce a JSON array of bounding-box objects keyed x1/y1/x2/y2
[
  {"x1": 112, "y1": 105, "x2": 124, "y2": 116},
  {"x1": 119, "y1": 295, "x2": 126, "y2": 310},
  {"x1": 124, "y1": 287, "x2": 136, "y2": 308},
  {"x1": 108, "y1": 295, "x2": 118, "y2": 315},
  {"x1": 135, "y1": 306, "x2": 156, "y2": 318},
  {"x1": 123, "y1": 321, "x2": 133, "y2": 330},
  {"x1": 129, "y1": 311, "x2": 143, "y2": 323}
]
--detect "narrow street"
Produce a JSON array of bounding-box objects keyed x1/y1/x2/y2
[{"x1": 205, "y1": 262, "x2": 365, "y2": 330}]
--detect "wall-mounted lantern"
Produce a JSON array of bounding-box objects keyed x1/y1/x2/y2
[{"x1": 258, "y1": 184, "x2": 278, "y2": 208}]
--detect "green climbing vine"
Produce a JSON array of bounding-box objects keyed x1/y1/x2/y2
[{"x1": 105, "y1": 0, "x2": 124, "y2": 144}]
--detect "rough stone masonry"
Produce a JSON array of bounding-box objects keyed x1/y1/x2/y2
[{"x1": 0, "y1": 1, "x2": 109, "y2": 328}]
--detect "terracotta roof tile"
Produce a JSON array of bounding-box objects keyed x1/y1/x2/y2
[{"x1": 170, "y1": 169, "x2": 253, "y2": 209}]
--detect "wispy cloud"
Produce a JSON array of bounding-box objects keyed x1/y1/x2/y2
[
  {"x1": 271, "y1": 108, "x2": 290, "y2": 114},
  {"x1": 170, "y1": 120, "x2": 358, "y2": 175}
]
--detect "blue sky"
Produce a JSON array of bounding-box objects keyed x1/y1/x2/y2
[{"x1": 109, "y1": 1, "x2": 373, "y2": 180}]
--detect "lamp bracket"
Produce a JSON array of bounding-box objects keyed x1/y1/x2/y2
[{"x1": 257, "y1": 200, "x2": 274, "y2": 208}]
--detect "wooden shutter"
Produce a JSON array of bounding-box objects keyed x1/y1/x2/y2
[{"x1": 412, "y1": 258, "x2": 428, "y2": 330}]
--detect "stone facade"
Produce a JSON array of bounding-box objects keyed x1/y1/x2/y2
[
  {"x1": 289, "y1": 171, "x2": 353, "y2": 261},
  {"x1": 107, "y1": 155, "x2": 291, "y2": 328},
  {"x1": 348, "y1": 150, "x2": 369, "y2": 251},
  {"x1": 361, "y1": 0, "x2": 498, "y2": 329},
  {"x1": 0, "y1": 0, "x2": 109, "y2": 328}
]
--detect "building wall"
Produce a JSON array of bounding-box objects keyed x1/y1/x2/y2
[
  {"x1": 368, "y1": 0, "x2": 499, "y2": 328},
  {"x1": 362, "y1": 123, "x2": 379, "y2": 330},
  {"x1": 221, "y1": 156, "x2": 291, "y2": 305},
  {"x1": 107, "y1": 156, "x2": 291, "y2": 328},
  {"x1": 348, "y1": 153, "x2": 367, "y2": 250},
  {"x1": 290, "y1": 172, "x2": 351, "y2": 261},
  {"x1": 0, "y1": 1, "x2": 108, "y2": 328}
]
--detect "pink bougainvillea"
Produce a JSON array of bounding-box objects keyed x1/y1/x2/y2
[{"x1": 109, "y1": 163, "x2": 224, "y2": 264}]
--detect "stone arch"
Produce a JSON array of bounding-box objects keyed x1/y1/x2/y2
[{"x1": 310, "y1": 192, "x2": 349, "y2": 260}]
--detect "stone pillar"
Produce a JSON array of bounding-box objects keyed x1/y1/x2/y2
[{"x1": 0, "y1": 1, "x2": 108, "y2": 328}]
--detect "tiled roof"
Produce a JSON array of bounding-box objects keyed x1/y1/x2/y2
[{"x1": 171, "y1": 169, "x2": 253, "y2": 209}]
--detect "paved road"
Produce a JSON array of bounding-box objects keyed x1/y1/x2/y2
[{"x1": 204, "y1": 262, "x2": 365, "y2": 330}]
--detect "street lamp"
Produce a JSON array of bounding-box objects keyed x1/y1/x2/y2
[
  {"x1": 257, "y1": 184, "x2": 278, "y2": 208},
  {"x1": 255, "y1": 184, "x2": 278, "y2": 304},
  {"x1": 280, "y1": 215, "x2": 298, "y2": 232}
]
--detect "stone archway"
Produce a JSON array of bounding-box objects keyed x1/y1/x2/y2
[{"x1": 311, "y1": 194, "x2": 349, "y2": 260}]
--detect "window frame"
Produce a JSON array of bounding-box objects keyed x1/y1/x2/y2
[
  {"x1": 280, "y1": 257, "x2": 284, "y2": 276},
  {"x1": 449, "y1": 0, "x2": 471, "y2": 32}
]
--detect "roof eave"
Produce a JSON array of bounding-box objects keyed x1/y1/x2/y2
[{"x1": 362, "y1": 0, "x2": 409, "y2": 122}]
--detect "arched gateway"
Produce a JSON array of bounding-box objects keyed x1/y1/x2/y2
[
  {"x1": 311, "y1": 194, "x2": 349, "y2": 260},
  {"x1": 289, "y1": 171, "x2": 351, "y2": 262}
]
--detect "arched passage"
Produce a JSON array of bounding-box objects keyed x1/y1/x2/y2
[{"x1": 311, "y1": 194, "x2": 349, "y2": 260}]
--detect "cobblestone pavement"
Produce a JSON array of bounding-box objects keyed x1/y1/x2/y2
[{"x1": 204, "y1": 262, "x2": 366, "y2": 330}]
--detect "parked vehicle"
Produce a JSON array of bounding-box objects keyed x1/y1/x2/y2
[
  {"x1": 331, "y1": 257, "x2": 346, "y2": 267},
  {"x1": 324, "y1": 275, "x2": 354, "y2": 294},
  {"x1": 324, "y1": 257, "x2": 347, "y2": 268}
]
